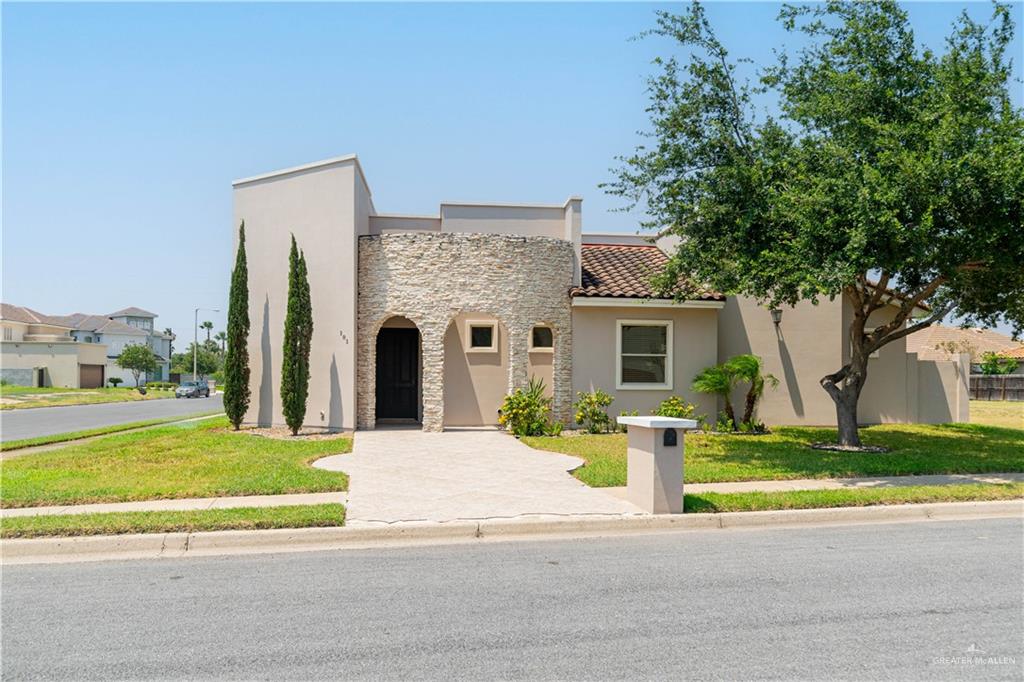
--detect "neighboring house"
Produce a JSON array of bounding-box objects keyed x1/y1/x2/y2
[
  {"x1": 235, "y1": 154, "x2": 969, "y2": 432},
  {"x1": 907, "y1": 324, "x2": 1023, "y2": 374},
  {"x1": 0, "y1": 304, "x2": 109, "y2": 388},
  {"x1": 1, "y1": 304, "x2": 172, "y2": 387}
]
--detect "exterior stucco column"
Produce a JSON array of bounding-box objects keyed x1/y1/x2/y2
[{"x1": 420, "y1": 323, "x2": 446, "y2": 432}]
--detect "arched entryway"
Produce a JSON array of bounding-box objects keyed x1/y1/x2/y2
[{"x1": 375, "y1": 316, "x2": 422, "y2": 424}]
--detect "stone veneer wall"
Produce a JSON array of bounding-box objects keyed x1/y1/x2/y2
[{"x1": 358, "y1": 233, "x2": 575, "y2": 431}]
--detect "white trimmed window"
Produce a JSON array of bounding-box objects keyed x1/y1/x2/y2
[
  {"x1": 529, "y1": 326, "x2": 554, "y2": 352},
  {"x1": 466, "y1": 320, "x2": 498, "y2": 352},
  {"x1": 616, "y1": 320, "x2": 673, "y2": 390},
  {"x1": 3, "y1": 326, "x2": 12, "y2": 341}
]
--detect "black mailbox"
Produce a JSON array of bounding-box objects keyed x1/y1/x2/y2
[{"x1": 663, "y1": 428, "x2": 677, "y2": 447}]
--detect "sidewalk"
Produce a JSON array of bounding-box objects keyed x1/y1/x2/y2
[{"x1": 3, "y1": 472, "x2": 1020, "y2": 520}]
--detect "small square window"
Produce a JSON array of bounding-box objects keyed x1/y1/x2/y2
[
  {"x1": 530, "y1": 326, "x2": 553, "y2": 351},
  {"x1": 466, "y1": 321, "x2": 497, "y2": 352}
]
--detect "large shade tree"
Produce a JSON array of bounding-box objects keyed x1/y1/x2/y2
[{"x1": 608, "y1": 1, "x2": 1024, "y2": 445}]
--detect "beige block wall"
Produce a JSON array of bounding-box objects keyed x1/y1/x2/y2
[
  {"x1": 234, "y1": 158, "x2": 367, "y2": 431},
  {"x1": 718, "y1": 295, "x2": 844, "y2": 426},
  {"x1": 572, "y1": 306, "x2": 718, "y2": 422}
]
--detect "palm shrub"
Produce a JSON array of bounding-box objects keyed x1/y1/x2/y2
[
  {"x1": 573, "y1": 389, "x2": 614, "y2": 433},
  {"x1": 725, "y1": 354, "x2": 779, "y2": 427},
  {"x1": 692, "y1": 363, "x2": 740, "y2": 431},
  {"x1": 224, "y1": 221, "x2": 251, "y2": 430},
  {"x1": 280, "y1": 235, "x2": 313, "y2": 435},
  {"x1": 499, "y1": 377, "x2": 560, "y2": 436},
  {"x1": 107, "y1": 377, "x2": 123, "y2": 388}
]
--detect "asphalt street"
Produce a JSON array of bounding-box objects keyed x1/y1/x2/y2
[
  {"x1": 3, "y1": 518, "x2": 1021, "y2": 680},
  {"x1": 0, "y1": 393, "x2": 223, "y2": 442}
]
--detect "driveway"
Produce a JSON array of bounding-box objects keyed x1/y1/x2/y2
[
  {"x1": 314, "y1": 427, "x2": 642, "y2": 524},
  {"x1": 0, "y1": 394, "x2": 223, "y2": 442}
]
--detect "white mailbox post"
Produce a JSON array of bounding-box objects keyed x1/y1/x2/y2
[{"x1": 616, "y1": 416, "x2": 697, "y2": 514}]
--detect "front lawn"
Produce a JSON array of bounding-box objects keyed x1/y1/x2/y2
[
  {"x1": 1, "y1": 417, "x2": 351, "y2": 508},
  {"x1": 0, "y1": 386, "x2": 173, "y2": 410},
  {"x1": 522, "y1": 422, "x2": 1024, "y2": 487},
  {"x1": 971, "y1": 400, "x2": 1024, "y2": 429},
  {"x1": 0, "y1": 503, "x2": 346, "y2": 538}
]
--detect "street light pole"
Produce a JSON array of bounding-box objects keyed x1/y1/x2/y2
[{"x1": 194, "y1": 307, "x2": 220, "y2": 382}]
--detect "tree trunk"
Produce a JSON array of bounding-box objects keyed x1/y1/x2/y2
[
  {"x1": 742, "y1": 388, "x2": 756, "y2": 426},
  {"x1": 724, "y1": 398, "x2": 737, "y2": 431},
  {"x1": 834, "y1": 386, "x2": 861, "y2": 447},
  {"x1": 821, "y1": 359, "x2": 867, "y2": 447}
]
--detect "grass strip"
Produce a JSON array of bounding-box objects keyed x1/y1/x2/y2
[
  {"x1": 0, "y1": 503, "x2": 346, "y2": 539},
  {"x1": 684, "y1": 483, "x2": 1024, "y2": 513},
  {"x1": 0, "y1": 411, "x2": 223, "y2": 452},
  {"x1": 1, "y1": 417, "x2": 350, "y2": 508}
]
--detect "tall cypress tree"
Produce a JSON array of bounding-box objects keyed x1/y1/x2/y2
[
  {"x1": 281, "y1": 235, "x2": 313, "y2": 435},
  {"x1": 223, "y1": 221, "x2": 251, "y2": 430}
]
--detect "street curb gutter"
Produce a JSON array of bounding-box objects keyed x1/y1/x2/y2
[{"x1": 2, "y1": 500, "x2": 1020, "y2": 565}]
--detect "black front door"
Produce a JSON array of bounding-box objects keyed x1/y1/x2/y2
[{"x1": 376, "y1": 328, "x2": 419, "y2": 420}]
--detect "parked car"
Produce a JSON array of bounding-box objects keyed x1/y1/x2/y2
[{"x1": 175, "y1": 379, "x2": 210, "y2": 399}]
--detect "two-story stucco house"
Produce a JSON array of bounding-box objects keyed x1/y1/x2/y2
[
  {"x1": 235, "y1": 155, "x2": 969, "y2": 433},
  {"x1": 0, "y1": 304, "x2": 173, "y2": 387},
  {"x1": 61, "y1": 307, "x2": 173, "y2": 385}
]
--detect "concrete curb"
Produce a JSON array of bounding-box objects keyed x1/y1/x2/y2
[{"x1": 2, "y1": 500, "x2": 1020, "y2": 565}]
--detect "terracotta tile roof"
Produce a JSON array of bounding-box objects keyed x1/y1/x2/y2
[
  {"x1": 906, "y1": 324, "x2": 1021, "y2": 362},
  {"x1": 571, "y1": 244, "x2": 724, "y2": 301},
  {"x1": 1000, "y1": 345, "x2": 1024, "y2": 359}
]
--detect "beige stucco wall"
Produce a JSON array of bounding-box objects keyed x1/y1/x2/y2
[
  {"x1": 571, "y1": 306, "x2": 719, "y2": 422},
  {"x1": 443, "y1": 314, "x2": 509, "y2": 426},
  {"x1": 1, "y1": 341, "x2": 107, "y2": 388},
  {"x1": 234, "y1": 156, "x2": 371, "y2": 431},
  {"x1": 916, "y1": 352, "x2": 970, "y2": 424},
  {"x1": 719, "y1": 293, "x2": 967, "y2": 426},
  {"x1": 854, "y1": 302, "x2": 913, "y2": 424},
  {"x1": 718, "y1": 295, "x2": 844, "y2": 426}
]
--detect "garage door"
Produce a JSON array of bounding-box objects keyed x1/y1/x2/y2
[{"x1": 79, "y1": 364, "x2": 104, "y2": 388}]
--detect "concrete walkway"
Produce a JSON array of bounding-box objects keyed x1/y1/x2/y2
[{"x1": 313, "y1": 428, "x2": 644, "y2": 526}]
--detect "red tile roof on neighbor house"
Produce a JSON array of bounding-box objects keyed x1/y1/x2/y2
[
  {"x1": 572, "y1": 244, "x2": 724, "y2": 301},
  {"x1": 1001, "y1": 345, "x2": 1024, "y2": 360}
]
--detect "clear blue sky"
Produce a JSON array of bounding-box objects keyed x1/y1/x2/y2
[{"x1": 4, "y1": 2, "x2": 1021, "y2": 340}]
